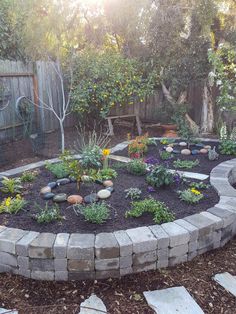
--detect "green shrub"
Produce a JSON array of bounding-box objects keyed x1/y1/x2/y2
[
  {"x1": 79, "y1": 202, "x2": 110, "y2": 224},
  {"x1": 125, "y1": 197, "x2": 174, "y2": 224},
  {"x1": 219, "y1": 140, "x2": 236, "y2": 155},
  {"x1": 125, "y1": 188, "x2": 142, "y2": 201},
  {"x1": 1, "y1": 176, "x2": 23, "y2": 195},
  {"x1": 146, "y1": 165, "x2": 173, "y2": 188},
  {"x1": 80, "y1": 145, "x2": 103, "y2": 169},
  {"x1": 0, "y1": 195, "x2": 27, "y2": 214},
  {"x1": 33, "y1": 203, "x2": 62, "y2": 223},
  {"x1": 173, "y1": 159, "x2": 200, "y2": 169},
  {"x1": 112, "y1": 162, "x2": 127, "y2": 170},
  {"x1": 59, "y1": 151, "x2": 82, "y2": 180},
  {"x1": 127, "y1": 159, "x2": 147, "y2": 176},
  {"x1": 160, "y1": 151, "x2": 173, "y2": 160},
  {"x1": 97, "y1": 168, "x2": 117, "y2": 180},
  {"x1": 45, "y1": 162, "x2": 69, "y2": 179},
  {"x1": 20, "y1": 171, "x2": 37, "y2": 183},
  {"x1": 178, "y1": 188, "x2": 203, "y2": 204}
]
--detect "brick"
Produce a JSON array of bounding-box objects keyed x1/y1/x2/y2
[
  {"x1": 53, "y1": 233, "x2": 70, "y2": 258},
  {"x1": 169, "y1": 244, "x2": 188, "y2": 258},
  {"x1": 157, "y1": 259, "x2": 168, "y2": 268},
  {"x1": 149, "y1": 225, "x2": 169, "y2": 249},
  {"x1": 0, "y1": 228, "x2": 27, "y2": 254},
  {"x1": 95, "y1": 258, "x2": 119, "y2": 271},
  {"x1": 67, "y1": 233, "x2": 95, "y2": 260},
  {"x1": 161, "y1": 222, "x2": 190, "y2": 247},
  {"x1": 30, "y1": 258, "x2": 54, "y2": 271},
  {"x1": 169, "y1": 254, "x2": 187, "y2": 266},
  {"x1": 120, "y1": 255, "x2": 132, "y2": 268},
  {"x1": 126, "y1": 227, "x2": 157, "y2": 253},
  {"x1": 29, "y1": 233, "x2": 56, "y2": 258},
  {"x1": 55, "y1": 271, "x2": 68, "y2": 281},
  {"x1": 133, "y1": 250, "x2": 157, "y2": 265},
  {"x1": 174, "y1": 219, "x2": 199, "y2": 241},
  {"x1": 200, "y1": 211, "x2": 223, "y2": 230},
  {"x1": 198, "y1": 232, "x2": 216, "y2": 250},
  {"x1": 18, "y1": 268, "x2": 31, "y2": 278},
  {"x1": 16, "y1": 231, "x2": 39, "y2": 256},
  {"x1": 208, "y1": 207, "x2": 236, "y2": 227},
  {"x1": 31, "y1": 270, "x2": 54, "y2": 281},
  {"x1": 157, "y1": 248, "x2": 169, "y2": 261},
  {"x1": 133, "y1": 262, "x2": 156, "y2": 273},
  {"x1": 114, "y1": 230, "x2": 132, "y2": 256},
  {"x1": 95, "y1": 233, "x2": 119, "y2": 259},
  {"x1": 120, "y1": 267, "x2": 133, "y2": 276},
  {"x1": 54, "y1": 259, "x2": 67, "y2": 271},
  {"x1": 68, "y1": 271, "x2": 95, "y2": 281},
  {"x1": 0, "y1": 263, "x2": 15, "y2": 273},
  {"x1": 17, "y1": 256, "x2": 29, "y2": 270},
  {"x1": 68, "y1": 259, "x2": 94, "y2": 272},
  {"x1": 96, "y1": 270, "x2": 120, "y2": 279},
  {"x1": 184, "y1": 214, "x2": 215, "y2": 237},
  {"x1": 0, "y1": 252, "x2": 17, "y2": 267},
  {"x1": 188, "y1": 251, "x2": 197, "y2": 261},
  {"x1": 189, "y1": 241, "x2": 198, "y2": 253}
]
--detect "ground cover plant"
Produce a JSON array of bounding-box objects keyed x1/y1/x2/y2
[
  {"x1": 125, "y1": 188, "x2": 142, "y2": 201},
  {"x1": 146, "y1": 165, "x2": 173, "y2": 188},
  {"x1": 1, "y1": 177, "x2": 23, "y2": 195},
  {"x1": 127, "y1": 159, "x2": 147, "y2": 176},
  {"x1": 0, "y1": 195, "x2": 27, "y2": 214},
  {"x1": 33, "y1": 203, "x2": 62, "y2": 224},
  {"x1": 178, "y1": 188, "x2": 204, "y2": 204},
  {"x1": 173, "y1": 159, "x2": 200, "y2": 169},
  {"x1": 75, "y1": 202, "x2": 110, "y2": 224}
]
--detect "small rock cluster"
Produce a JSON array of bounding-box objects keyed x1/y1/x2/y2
[
  {"x1": 164, "y1": 141, "x2": 212, "y2": 156},
  {"x1": 40, "y1": 178, "x2": 114, "y2": 205}
]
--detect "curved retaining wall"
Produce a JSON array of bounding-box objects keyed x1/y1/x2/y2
[{"x1": 0, "y1": 158, "x2": 236, "y2": 281}]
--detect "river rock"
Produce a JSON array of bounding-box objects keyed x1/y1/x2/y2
[
  {"x1": 67, "y1": 195, "x2": 83, "y2": 204},
  {"x1": 106, "y1": 187, "x2": 114, "y2": 193},
  {"x1": 97, "y1": 189, "x2": 111, "y2": 199},
  {"x1": 173, "y1": 149, "x2": 180, "y2": 154},
  {"x1": 53, "y1": 193, "x2": 67, "y2": 203},
  {"x1": 166, "y1": 147, "x2": 173, "y2": 153},
  {"x1": 47, "y1": 182, "x2": 57, "y2": 189},
  {"x1": 196, "y1": 143, "x2": 205, "y2": 148},
  {"x1": 40, "y1": 186, "x2": 51, "y2": 194},
  {"x1": 200, "y1": 148, "x2": 208, "y2": 154},
  {"x1": 204, "y1": 145, "x2": 211, "y2": 150},
  {"x1": 56, "y1": 178, "x2": 70, "y2": 185},
  {"x1": 191, "y1": 149, "x2": 199, "y2": 155},
  {"x1": 179, "y1": 142, "x2": 187, "y2": 147},
  {"x1": 43, "y1": 192, "x2": 55, "y2": 200},
  {"x1": 84, "y1": 193, "x2": 99, "y2": 204},
  {"x1": 181, "y1": 149, "x2": 191, "y2": 156},
  {"x1": 103, "y1": 180, "x2": 113, "y2": 187}
]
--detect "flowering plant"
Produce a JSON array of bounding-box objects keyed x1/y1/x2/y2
[
  {"x1": 178, "y1": 188, "x2": 203, "y2": 204},
  {"x1": 0, "y1": 195, "x2": 27, "y2": 214},
  {"x1": 102, "y1": 148, "x2": 111, "y2": 168}
]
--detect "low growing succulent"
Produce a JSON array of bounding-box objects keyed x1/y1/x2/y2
[{"x1": 125, "y1": 188, "x2": 142, "y2": 200}]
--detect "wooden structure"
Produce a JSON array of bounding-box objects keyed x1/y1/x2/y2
[{"x1": 106, "y1": 113, "x2": 142, "y2": 136}]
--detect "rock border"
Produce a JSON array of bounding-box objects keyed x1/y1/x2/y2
[{"x1": 0, "y1": 141, "x2": 236, "y2": 281}]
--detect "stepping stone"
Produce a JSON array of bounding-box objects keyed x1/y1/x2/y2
[
  {"x1": 0, "y1": 308, "x2": 18, "y2": 314},
  {"x1": 168, "y1": 169, "x2": 209, "y2": 181},
  {"x1": 109, "y1": 155, "x2": 131, "y2": 163},
  {"x1": 79, "y1": 294, "x2": 107, "y2": 313},
  {"x1": 143, "y1": 286, "x2": 204, "y2": 314},
  {"x1": 213, "y1": 272, "x2": 236, "y2": 297}
]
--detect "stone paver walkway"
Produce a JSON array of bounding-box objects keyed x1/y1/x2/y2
[
  {"x1": 79, "y1": 294, "x2": 107, "y2": 313},
  {"x1": 213, "y1": 272, "x2": 236, "y2": 297},
  {"x1": 143, "y1": 286, "x2": 204, "y2": 314}
]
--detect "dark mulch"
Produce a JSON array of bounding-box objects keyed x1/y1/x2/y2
[
  {"x1": 0, "y1": 163, "x2": 219, "y2": 233},
  {"x1": 115, "y1": 140, "x2": 236, "y2": 175},
  {"x1": 0, "y1": 237, "x2": 235, "y2": 314}
]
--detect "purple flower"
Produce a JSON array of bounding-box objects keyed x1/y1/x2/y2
[
  {"x1": 145, "y1": 156, "x2": 159, "y2": 165},
  {"x1": 173, "y1": 172, "x2": 182, "y2": 185},
  {"x1": 147, "y1": 186, "x2": 156, "y2": 193}
]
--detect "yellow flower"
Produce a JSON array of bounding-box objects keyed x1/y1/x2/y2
[
  {"x1": 102, "y1": 149, "x2": 110, "y2": 156},
  {"x1": 16, "y1": 194, "x2": 21, "y2": 199},
  {"x1": 191, "y1": 188, "x2": 201, "y2": 195},
  {"x1": 5, "y1": 197, "x2": 11, "y2": 207}
]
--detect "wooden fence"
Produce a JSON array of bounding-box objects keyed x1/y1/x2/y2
[{"x1": 0, "y1": 60, "x2": 77, "y2": 143}]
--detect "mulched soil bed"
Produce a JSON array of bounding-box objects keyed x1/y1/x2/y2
[
  {"x1": 114, "y1": 140, "x2": 235, "y2": 175},
  {"x1": 0, "y1": 164, "x2": 219, "y2": 234},
  {"x1": 0, "y1": 236, "x2": 235, "y2": 314}
]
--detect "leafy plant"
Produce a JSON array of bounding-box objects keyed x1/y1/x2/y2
[
  {"x1": 97, "y1": 168, "x2": 117, "y2": 180},
  {"x1": 219, "y1": 140, "x2": 236, "y2": 155},
  {"x1": 160, "y1": 151, "x2": 173, "y2": 161},
  {"x1": 20, "y1": 171, "x2": 38, "y2": 183},
  {"x1": 125, "y1": 197, "x2": 174, "y2": 224},
  {"x1": 0, "y1": 195, "x2": 27, "y2": 214},
  {"x1": 59, "y1": 151, "x2": 82, "y2": 180},
  {"x1": 172, "y1": 105, "x2": 195, "y2": 144},
  {"x1": 178, "y1": 188, "x2": 203, "y2": 204},
  {"x1": 173, "y1": 159, "x2": 200, "y2": 169},
  {"x1": 146, "y1": 165, "x2": 173, "y2": 188},
  {"x1": 45, "y1": 162, "x2": 69, "y2": 179},
  {"x1": 1, "y1": 177, "x2": 23, "y2": 195},
  {"x1": 189, "y1": 181, "x2": 210, "y2": 190},
  {"x1": 160, "y1": 138, "x2": 175, "y2": 145},
  {"x1": 125, "y1": 188, "x2": 142, "y2": 201},
  {"x1": 76, "y1": 202, "x2": 110, "y2": 224},
  {"x1": 112, "y1": 162, "x2": 127, "y2": 170},
  {"x1": 33, "y1": 203, "x2": 62, "y2": 223},
  {"x1": 79, "y1": 145, "x2": 103, "y2": 169},
  {"x1": 127, "y1": 159, "x2": 147, "y2": 176},
  {"x1": 128, "y1": 140, "x2": 147, "y2": 158}
]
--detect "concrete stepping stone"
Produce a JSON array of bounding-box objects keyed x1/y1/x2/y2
[
  {"x1": 213, "y1": 272, "x2": 236, "y2": 297},
  {"x1": 0, "y1": 308, "x2": 18, "y2": 314},
  {"x1": 109, "y1": 155, "x2": 131, "y2": 163},
  {"x1": 79, "y1": 294, "x2": 107, "y2": 313},
  {"x1": 143, "y1": 286, "x2": 204, "y2": 314}
]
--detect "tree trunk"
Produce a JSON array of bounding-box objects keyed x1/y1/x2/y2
[
  {"x1": 200, "y1": 82, "x2": 214, "y2": 134},
  {"x1": 59, "y1": 120, "x2": 65, "y2": 153}
]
